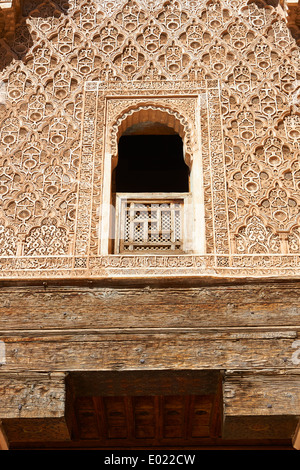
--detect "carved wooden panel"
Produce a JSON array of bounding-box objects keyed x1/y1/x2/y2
[
  {"x1": 0, "y1": 0, "x2": 299, "y2": 279},
  {"x1": 73, "y1": 393, "x2": 217, "y2": 444}
]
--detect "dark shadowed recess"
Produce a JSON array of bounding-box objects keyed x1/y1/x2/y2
[{"x1": 114, "y1": 133, "x2": 190, "y2": 193}]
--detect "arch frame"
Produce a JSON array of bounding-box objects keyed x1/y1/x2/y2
[
  {"x1": 76, "y1": 80, "x2": 229, "y2": 265},
  {"x1": 100, "y1": 87, "x2": 204, "y2": 256}
]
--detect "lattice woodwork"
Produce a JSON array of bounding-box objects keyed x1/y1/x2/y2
[
  {"x1": 116, "y1": 194, "x2": 185, "y2": 253},
  {"x1": 0, "y1": 0, "x2": 300, "y2": 279}
]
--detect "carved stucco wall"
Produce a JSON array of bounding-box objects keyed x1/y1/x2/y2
[{"x1": 0, "y1": 0, "x2": 300, "y2": 279}]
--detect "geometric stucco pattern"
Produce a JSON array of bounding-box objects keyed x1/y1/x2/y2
[{"x1": 0, "y1": 0, "x2": 300, "y2": 278}]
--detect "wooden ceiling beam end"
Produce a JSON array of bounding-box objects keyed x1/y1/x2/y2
[{"x1": 223, "y1": 369, "x2": 300, "y2": 441}]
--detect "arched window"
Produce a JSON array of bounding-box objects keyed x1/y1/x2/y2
[
  {"x1": 100, "y1": 106, "x2": 205, "y2": 255},
  {"x1": 113, "y1": 122, "x2": 189, "y2": 193}
]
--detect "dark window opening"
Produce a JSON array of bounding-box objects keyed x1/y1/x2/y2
[{"x1": 113, "y1": 128, "x2": 190, "y2": 193}]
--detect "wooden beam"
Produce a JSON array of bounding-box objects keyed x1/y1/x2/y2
[
  {"x1": 0, "y1": 372, "x2": 67, "y2": 419},
  {"x1": 0, "y1": 328, "x2": 298, "y2": 372},
  {"x1": 293, "y1": 420, "x2": 300, "y2": 450},
  {"x1": 0, "y1": 420, "x2": 9, "y2": 450},
  {"x1": 0, "y1": 372, "x2": 71, "y2": 443},
  {"x1": 223, "y1": 370, "x2": 300, "y2": 440},
  {"x1": 1, "y1": 283, "x2": 300, "y2": 330},
  {"x1": 68, "y1": 370, "x2": 222, "y2": 397}
]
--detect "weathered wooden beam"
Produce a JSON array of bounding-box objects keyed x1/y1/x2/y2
[
  {"x1": 0, "y1": 372, "x2": 71, "y2": 443},
  {"x1": 223, "y1": 370, "x2": 300, "y2": 440},
  {"x1": 0, "y1": 329, "x2": 299, "y2": 372},
  {"x1": 0, "y1": 282, "x2": 300, "y2": 330},
  {"x1": 3, "y1": 330, "x2": 300, "y2": 372}
]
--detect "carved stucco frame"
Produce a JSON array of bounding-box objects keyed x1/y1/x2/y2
[
  {"x1": 80, "y1": 79, "x2": 229, "y2": 260},
  {"x1": 101, "y1": 100, "x2": 203, "y2": 256}
]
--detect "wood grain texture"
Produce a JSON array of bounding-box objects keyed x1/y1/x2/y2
[
  {"x1": 224, "y1": 370, "x2": 300, "y2": 416},
  {"x1": 223, "y1": 370, "x2": 300, "y2": 440},
  {"x1": 0, "y1": 329, "x2": 298, "y2": 371},
  {"x1": 0, "y1": 372, "x2": 71, "y2": 443},
  {"x1": 0, "y1": 280, "x2": 299, "y2": 445},
  {"x1": 0, "y1": 372, "x2": 67, "y2": 418},
  {"x1": 0, "y1": 281, "x2": 300, "y2": 330},
  {"x1": 2, "y1": 418, "x2": 71, "y2": 443}
]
